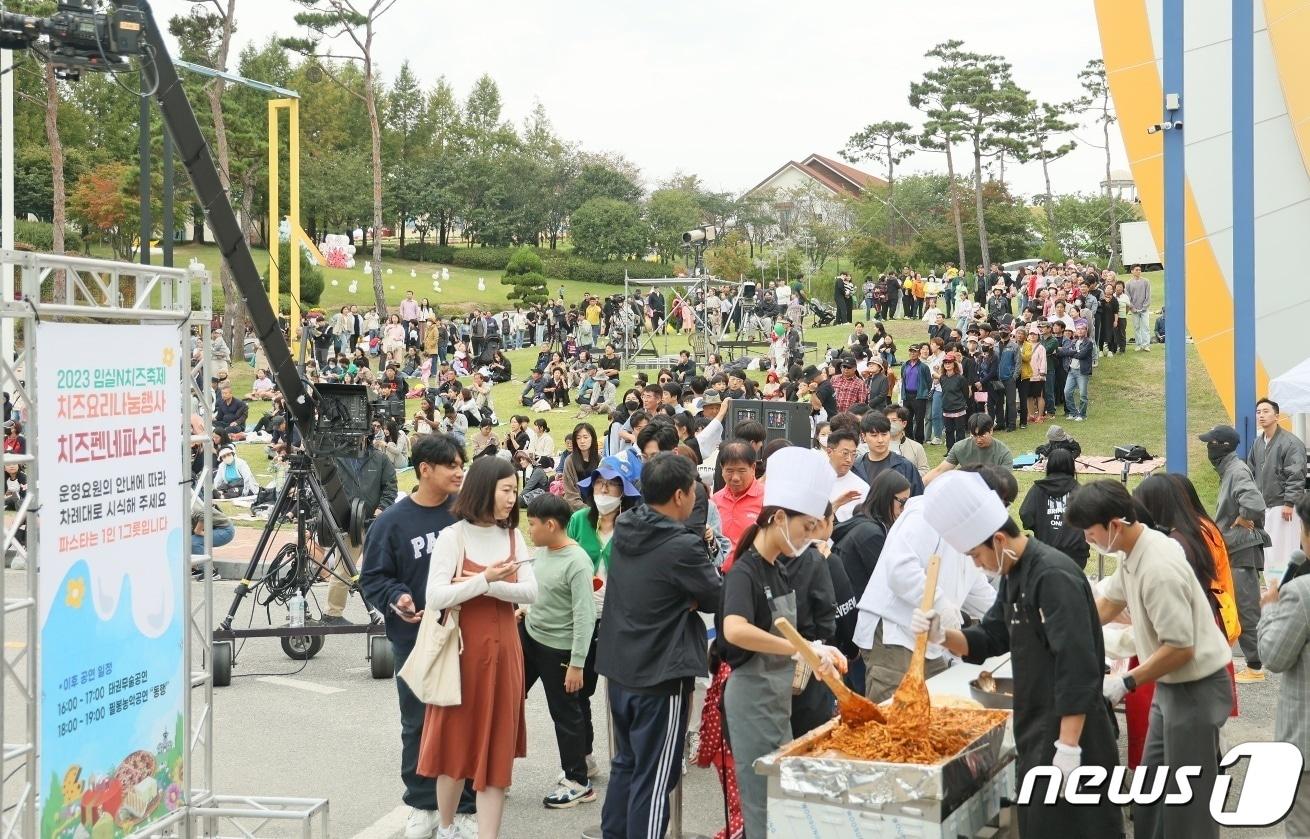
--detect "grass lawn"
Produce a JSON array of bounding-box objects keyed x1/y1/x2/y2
[
  {"x1": 216, "y1": 268, "x2": 1231, "y2": 532},
  {"x1": 158, "y1": 243, "x2": 654, "y2": 316}
]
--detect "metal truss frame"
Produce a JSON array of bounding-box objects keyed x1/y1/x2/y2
[{"x1": 0, "y1": 250, "x2": 327, "y2": 837}]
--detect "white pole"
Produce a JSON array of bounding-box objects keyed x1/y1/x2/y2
[{"x1": 2, "y1": 48, "x2": 14, "y2": 367}]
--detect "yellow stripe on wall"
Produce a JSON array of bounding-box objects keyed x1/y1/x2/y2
[
  {"x1": 1093, "y1": 0, "x2": 1271, "y2": 422},
  {"x1": 1264, "y1": 0, "x2": 1310, "y2": 180}
]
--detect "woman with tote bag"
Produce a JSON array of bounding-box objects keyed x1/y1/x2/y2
[{"x1": 419, "y1": 457, "x2": 537, "y2": 839}]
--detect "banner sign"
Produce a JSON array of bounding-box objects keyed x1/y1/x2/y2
[{"x1": 35, "y1": 323, "x2": 187, "y2": 839}]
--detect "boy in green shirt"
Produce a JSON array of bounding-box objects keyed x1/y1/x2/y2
[{"x1": 523, "y1": 494, "x2": 600, "y2": 809}]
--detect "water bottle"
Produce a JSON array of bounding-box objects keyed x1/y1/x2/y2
[{"x1": 288, "y1": 593, "x2": 305, "y2": 628}]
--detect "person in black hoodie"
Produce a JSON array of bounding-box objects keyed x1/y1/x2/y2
[
  {"x1": 359, "y1": 434, "x2": 476, "y2": 835},
  {"x1": 596, "y1": 453, "x2": 722, "y2": 839},
  {"x1": 1017, "y1": 449, "x2": 1088, "y2": 563}
]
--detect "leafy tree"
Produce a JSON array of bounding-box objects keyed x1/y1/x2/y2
[
  {"x1": 384, "y1": 61, "x2": 428, "y2": 252},
  {"x1": 645, "y1": 188, "x2": 701, "y2": 264},
  {"x1": 70, "y1": 162, "x2": 158, "y2": 261},
  {"x1": 1046, "y1": 193, "x2": 1142, "y2": 262},
  {"x1": 914, "y1": 40, "x2": 1030, "y2": 270},
  {"x1": 570, "y1": 198, "x2": 646, "y2": 261},
  {"x1": 705, "y1": 230, "x2": 752, "y2": 281},
  {"x1": 842, "y1": 120, "x2": 915, "y2": 192},
  {"x1": 735, "y1": 192, "x2": 778, "y2": 257},
  {"x1": 910, "y1": 92, "x2": 968, "y2": 270},
  {"x1": 564, "y1": 163, "x2": 643, "y2": 213},
  {"x1": 1076, "y1": 59, "x2": 1122, "y2": 269},
  {"x1": 850, "y1": 236, "x2": 905, "y2": 276},
  {"x1": 500, "y1": 246, "x2": 548, "y2": 304},
  {"x1": 1012, "y1": 98, "x2": 1077, "y2": 230},
  {"x1": 283, "y1": 0, "x2": 401, "y2": 315}
]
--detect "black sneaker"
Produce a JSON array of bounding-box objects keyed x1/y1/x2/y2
[
  {"x1": 317, "y1": 614, "x2": 354, "y2": 626},
  {"x1": 192, "y1": 568, "x2": 221, "y2": 581}
]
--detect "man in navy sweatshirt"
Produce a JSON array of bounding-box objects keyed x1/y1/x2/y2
[{"x1": 360, "y1": 434, "x2": 475, "y2": 838}]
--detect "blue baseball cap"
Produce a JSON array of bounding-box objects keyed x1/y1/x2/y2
[{"x1": 578, "y1": 455, "x2": 641, "y2": 498}]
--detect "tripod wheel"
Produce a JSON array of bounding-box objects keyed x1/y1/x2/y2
[
  {"x1": 281, "y1": 634, "x2": 325, "y2": 661},
  {"x1": 212, "y1": 641, "x2": 233, "y2": 687},
  {"x1": 369, "y1": 634, "x2": 395, "y2": 679}
]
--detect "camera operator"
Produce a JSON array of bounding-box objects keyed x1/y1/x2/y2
[
  {"x1": 309, "y1": 315, "x2": 334, "y2": 366},
  {"x1": 313, "y1": 424, "x2": 399, "y2": 626}
]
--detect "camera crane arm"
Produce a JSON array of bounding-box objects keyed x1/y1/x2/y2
[{"x1": 1, "y1": 0, "x2": 355, "y2": 535}]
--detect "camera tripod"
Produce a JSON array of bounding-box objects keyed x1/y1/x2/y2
[{"x1": 210, "y1": 449, "x2": 390, "y2": 687}]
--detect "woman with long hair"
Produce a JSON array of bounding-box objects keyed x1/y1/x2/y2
[
  {"x1": 1021, "y1": 326, "x2": 1047, "y2": 424},
  {"x1": 562, "y1": 422, "x2": 600, "y2": 511},
  {"x1": 714, "y1": 448, "x2": 842, "y2": 839},
  {"x1": 421, "y1": 457, "x2": 537, "y2": 839},
  {"x1": 937, "y1": 353, "x2": 971, "y2": 447},
  {"x1": 832, "y1": 470, "x2": 911, "y2": 611}
]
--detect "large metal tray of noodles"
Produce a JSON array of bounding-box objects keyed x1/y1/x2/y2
[{"x1": 755, "y1": 709, "x2": 1013, "y2": 819}]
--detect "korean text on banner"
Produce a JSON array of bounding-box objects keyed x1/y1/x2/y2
[{"x1": 35, "y1": 322, "x2": 187, "y2": 839}]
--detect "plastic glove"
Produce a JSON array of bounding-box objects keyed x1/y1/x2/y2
[
  {"x1": 910, "y1": 608, "x2": 945, "y2": 645},
  {"x1": 1052, "y1": 740, "x2": 1082, "y2": 781},
  {"x1": 937, "y1": 598, "x2": 964, "y2": 632},
  {"x1": 809, "y1": 641, "x2": 848, "y2": 677},
  {"x1": 1102, "y1": 674, "x2": 1129, "y2": 705}
]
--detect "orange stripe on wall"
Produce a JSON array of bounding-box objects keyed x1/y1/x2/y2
[
  {"x1": 1264, "y1": 0, "x2": 1310, "y2": 183},
  {"x1": 1093, "y1": 0, "x2": 1271, "y2": 421}
]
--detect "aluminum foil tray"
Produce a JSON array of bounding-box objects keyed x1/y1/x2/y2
[{"x1": 755, "y1": 712, "x2": 1013, "y2": 818}]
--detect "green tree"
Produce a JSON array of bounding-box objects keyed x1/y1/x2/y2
[
  {"x1": 842, "y1": 120, "x2": 915, "y2": 192},
  {"x1": 569, "y1": 197, "x2": 646, "y2": 261},
  {"x1": 910, "y1": 102, "x2": 968, "y2": 270},
  {"x1": 1076, "y1": 59, "x2": 1122, "y2": 269},
  {"x1": 645, "y1": 188, "x2": 701, "y2": 264},
  {"x1": 284, "y1": 0, "x2": 401, "y2": 315},
  {"x1": 384, "y1": 61, "x2": 428, "y2": 252},
  {"x1": 500, "y1": 246, "x2": 548, "y2": 304},
  {"x1": 564, "y1": 162, "x2": 643, "y2": 214},
  {"x1": 914, "y1": 40, "x2": 1029, "y2": 270},
  {"x1": 705, "y1": 230, "x2": 752, "y2": 281},
  {"x1": 1012, "y1": 98, "x2": 1077, "y2": 231}
]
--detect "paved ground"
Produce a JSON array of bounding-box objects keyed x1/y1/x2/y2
[{"x1": 4, "y1": 569, "x2": 1291, "y2": 837}]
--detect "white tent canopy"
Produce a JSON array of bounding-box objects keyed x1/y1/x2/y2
[{"x1": 1269, "y1": 356, "x2": 1310, "y2": 414}]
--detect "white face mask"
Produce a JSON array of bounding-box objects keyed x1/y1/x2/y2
[
  {"x1": 982, "y1": 539, "x2": 1018, "y2": 583},
  {"x1": 594, "y1": 494, "x2": 622, "y2": 515},
  {"x1": 889, "y1": 421, "x2": 905, "y2": 436},
  {"x1": 1093, "y1": 520, "x2": 1127, "y2": 561},
  {"x1": 816, "y1": 435, "x2": 829, "y2": 448},
  {"x1": 777, "y1": 515, "x2": 816, "y2": 558}
]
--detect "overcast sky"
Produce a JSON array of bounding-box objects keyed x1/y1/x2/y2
[{"x1": 154, "y1": 0, "x2": 1127, "y2": 199}]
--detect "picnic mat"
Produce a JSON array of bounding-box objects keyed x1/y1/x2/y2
[{"x1": 1019, "y1": 455, "x2": 1166, "y2": 477}]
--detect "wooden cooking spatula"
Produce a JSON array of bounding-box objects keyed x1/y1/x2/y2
[
  {"x1": 775, "y1": 616, "x2": 885, "y2": 726},
  {"x1": 891, "y1": 554, "x2": 942, "y2": 739}
]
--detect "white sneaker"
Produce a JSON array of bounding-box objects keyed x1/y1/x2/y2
[
  {"x1": 404, "y1": 807, "x2": 439, "y2": 839},
  {"x1": 586, "y1": 754, "x2": 601, "y2": 778},
  {"x1": 435, "y1": 826, "x2": 459, "y2": 839}
]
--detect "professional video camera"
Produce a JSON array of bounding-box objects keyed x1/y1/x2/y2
[{"x1": 0, "y1": 0, "x2": 145, "y2": 80}]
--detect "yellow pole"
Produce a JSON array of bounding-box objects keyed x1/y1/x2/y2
[
  {"x1": 289, "y1": 99, "x2": 301, "y2": 340},
  {"x1": 267, "y1": 101, "x2": 279, "y2": 317}
]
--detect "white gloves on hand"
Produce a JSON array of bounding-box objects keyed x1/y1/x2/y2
[
  {"x1": 910, "y1": 608, "x2": 945, "y2": 645},
  {"x1": 1102, "y1": 674, "x2": 1129, "y2": 705},
  {"x1": 809, "y1": 641, "x2": 848, "y2": 677},
  {"x1": 1052, "y1": 740, "x2": 1082, "y2": 779}
]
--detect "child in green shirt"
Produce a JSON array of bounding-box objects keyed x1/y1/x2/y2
[{"x1": 523, "y1": 494, "x2": 600, "y2": 809}]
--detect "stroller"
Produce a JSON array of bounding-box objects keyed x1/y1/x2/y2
[{"x1": 809, "y1": 299, "x2": 837, "y2": 327}]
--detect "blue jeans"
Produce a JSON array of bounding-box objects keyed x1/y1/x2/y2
[
  {"x1": 1064, "y1": 369, "x2": 1089, "y2": 418},
  {"x1": 930, "y1": 390, "x2": 944, "y2": 440},
  {"x1": 191, "y1": 523, "x2": 235, "y2": 556}
]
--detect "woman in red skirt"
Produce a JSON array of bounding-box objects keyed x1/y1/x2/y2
[{"x1": 422, "y1": 457, "x2": 538, "y2": 839}]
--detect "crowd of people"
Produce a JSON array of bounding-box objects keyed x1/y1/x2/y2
[{"x1": 184, "y1": 259, "x2": 1310, "y2": 839}]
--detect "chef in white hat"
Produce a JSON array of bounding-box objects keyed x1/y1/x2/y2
[
  {"x1": 915, "y1": 470, "x2": 1123, "y2": 838},
  {"x1": 716, "y1": 447, "x2": 846, "y2": 839}
]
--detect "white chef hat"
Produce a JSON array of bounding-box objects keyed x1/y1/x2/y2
[
  {"x1": 922, "y1": 471, "x2": 1008, "y2": 554},
  {"x1": 763, "y1": 447, "x2": 836, "y2": 518}
]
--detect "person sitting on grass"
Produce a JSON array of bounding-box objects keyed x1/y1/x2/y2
[{"x1": 245, "y1": 369, "x2": 277, "y2": 401}]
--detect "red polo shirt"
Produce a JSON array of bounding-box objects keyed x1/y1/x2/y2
[{"x1": 713, "y1": 478, "x2": 764, "y2": 560}]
